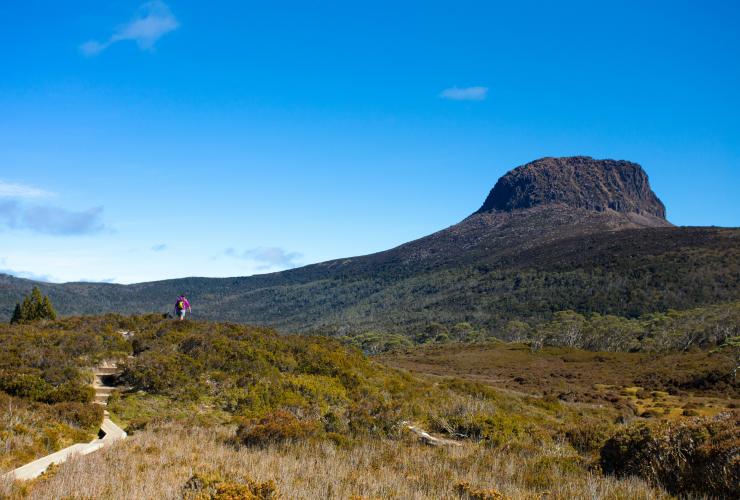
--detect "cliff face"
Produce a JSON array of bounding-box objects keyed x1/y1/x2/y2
[{"x1": 476, "y1": 156, "x2": 667, "y2": 220}]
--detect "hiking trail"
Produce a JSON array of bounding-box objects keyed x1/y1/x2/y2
[{"x1": 3, "y1": 344, "x2": 131, "y2": 481}]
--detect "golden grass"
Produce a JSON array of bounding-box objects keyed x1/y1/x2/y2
[
  {"x1": 380, "y1": 343, "x2": 739, "y2": 419},
  {"x1": 1, "y1": 424, "x2": 667, "y2": 500}
]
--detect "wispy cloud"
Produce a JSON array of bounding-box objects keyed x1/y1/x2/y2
[
  {"x1": 224, "y1": 247, "x2": 302, "y2": 270},
  {"x1": 0, "y1": 268, "x2": 55, "y2": 282},
  {"x1": 0, "y1": 201, "x2": 106, "y2": 236},
  {"x1": 80, "y1": 1, "x2": 179, "y2": 56},
  {"x1": 151, "y1": 243, "x2": 168, "y2": 252},
  {"x1": 0, "y1": 259, "x2": 55, "y2": 282},
  {"x1": 75, "y1": 277, "x2": 118, "y2": 284},
  {"x1": 0, "y1": 180, "x2": 53, "y2": 199},
  {"x1": 439, "y1": 86, "x2": 488, "y2": 101}
]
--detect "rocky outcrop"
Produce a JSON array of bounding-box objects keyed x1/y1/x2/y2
[{"x1": 476, "y1": 156, "x2": 667, "y2": 220}]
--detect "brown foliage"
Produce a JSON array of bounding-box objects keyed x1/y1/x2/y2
[
  {"x1": 454, "y1": 481, "x2": 506, "y2": 499},
  {"x1": 182, "y1": 472, "x2": 279, "y2": 499},
  {"x1": 236, "y1": 410, "x2": 320, "y2": 447},
  {"x1": 600, "y1": 412, "x2": 739, "y2": 498}
]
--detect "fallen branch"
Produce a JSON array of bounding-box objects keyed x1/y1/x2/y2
[{"x1": 403, "y1": 422, "x2": 462, "y2": 447}]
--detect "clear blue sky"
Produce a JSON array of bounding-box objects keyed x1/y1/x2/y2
[{"x1": 1, "y1": 1, "x2": 738, "y2": 283}]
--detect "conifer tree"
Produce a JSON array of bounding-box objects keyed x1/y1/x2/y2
[
  {"x1": 29, "y1": 287, "x2": 44, "y2": 318},
  {"x1": 10, "y1": 303, "x2": 22, "y2": 324},
  {"x1": 19, "y1": 294, "x2": 33, "y2": 320},
  {"x1": 40, "y1": 295, "x2": 57, "y2": 320},
  {"x1": 9, "y1": 287, "x2": 57, "y2": 323}
]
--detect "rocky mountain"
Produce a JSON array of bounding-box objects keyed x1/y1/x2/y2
[
  {"x1": 1, "y1": 157, "x2": 738, "y2": 335},
  {"x1": 477, "y1": 156, "x2": 667, "y2": 220}
]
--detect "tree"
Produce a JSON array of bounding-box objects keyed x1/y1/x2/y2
[
  {"x1": 40, "y1": 295, "x2": 57, "y2": 320},
  {"x1": 10, "y1": 303, "x2": 22, "y2": 324},
  {"x1": 9, "y1": 287, "x2": 57, "y2": 323}
]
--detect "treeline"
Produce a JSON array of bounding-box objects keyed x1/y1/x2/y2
[
  {"x1": 519, "y1": 301, "x2": 740, "y2": 352},
  {"x1": 334, "y1": 301, "x2": 740, "y2": 354},
  {"x1": 1, "y1": 226, "x2": 738, "y2": 335}
]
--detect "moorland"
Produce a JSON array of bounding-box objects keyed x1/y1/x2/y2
[{"x1": 1, "y1": 314, "x2": 737, "y2": 498}]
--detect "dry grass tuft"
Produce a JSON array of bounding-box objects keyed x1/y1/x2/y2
[{"x1": 3, "y1": 423, "x2": 668, "y2": 500}]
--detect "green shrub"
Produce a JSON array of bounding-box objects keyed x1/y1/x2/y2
[
  {"x1": 52, "y1": 402, "x2": 104, "y2": 429},
  {"x1": 600, "y1": 413, "x2": 739, "y2": 498},
  {"x1": 44, "y1": 380, "x2": 95, "y2": 404},
  {"x1": 440, "y1": 412, "x2": 525, "y2": 447},
  {"x1": 0, "y1": 371, "x2": 52, "y2": 400},
  {"x1": 564, "y1": 419, "x2": 614, "y2": 453}
]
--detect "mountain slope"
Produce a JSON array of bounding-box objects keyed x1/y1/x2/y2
[{"x1": 1, "y1": 157, "x2": 738, "y2": 334}]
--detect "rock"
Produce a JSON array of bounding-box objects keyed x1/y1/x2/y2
[{"x1": 476, "y1": 156, "x2": 667, "y2": 219}]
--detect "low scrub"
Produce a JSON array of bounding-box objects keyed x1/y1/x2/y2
[
  {"x1": 0, "y1": 393, "x2": 100, "y2": 471},
  {"x1": 52, "y1": 401, "x2": 104, "y2": 429},
  {"x1": 454, "y1": 481, "x2": 505, "y2": 499},
  {"x1": 563, "y1": 418, "x2": 614, "y2": 454},
  {"x1": 600, "y1": 412, "x2": 739, "y2": 498},
  {"x1": 236, "y1": 410, "x2": 320, "y2": 447},
  {"x1": 182, "y1": 472, "x2": 278, "y2": 499}
]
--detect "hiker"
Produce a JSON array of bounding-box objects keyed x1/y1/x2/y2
[{"x1": 174, "y1": 295, "x2": 191, "y2": 320}]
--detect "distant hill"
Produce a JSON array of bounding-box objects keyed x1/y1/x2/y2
[{"x1": 1, "y1": 156, "x2": 738, "y2": 335}]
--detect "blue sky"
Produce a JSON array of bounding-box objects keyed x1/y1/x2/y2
[{"x1": 1, "y1": 1, "x2": 739, "y2": 283}]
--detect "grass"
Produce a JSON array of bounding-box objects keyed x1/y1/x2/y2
[
  {"x1": 0, "y1": 393, "x2": 101, "y2": 472},
  {"x1": 380, "y1": 342, "x2": 739, "y2": 416},
  {"x1": 1, "y1": 315, "x2": 737, "y2": 498},
  {"x1": 1, "y1": 423, "x2": 667, "y2": 499}
]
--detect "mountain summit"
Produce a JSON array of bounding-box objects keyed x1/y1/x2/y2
[{"x1": 476, "y1": 156, "x2": 667, "y2": 220}]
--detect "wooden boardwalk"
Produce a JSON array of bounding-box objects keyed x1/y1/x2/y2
[{"x1": 3, "y1": 361, "x2": 128, "y2": 481}]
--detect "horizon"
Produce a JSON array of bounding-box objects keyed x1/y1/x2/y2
[{"x1": 2, "y1": 1, "x2": 739, "y2": 284}]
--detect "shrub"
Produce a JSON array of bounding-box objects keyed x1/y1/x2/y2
[
  {"x1": 564, "y1": 419, "x2": 614, "y2": 453},
  {"x1": 182, "y1": 472, "x2": 278, "y2": 499},
  {"x1": 600, "y1": 413, "x2": 739, "y2": 498},
  {"x1": 454, "y1": 481, "x2": 505, "y2": 499},
  {"x1": 52, "y1": 402, "x2": 104, "y2": 429},
  {"x1": 236, "y1": 410, "x2": 319, "y2": 447},
  {"x1": 44, "y1": 380, "x2": 95, "y2": 404},
  {"x1": 439, "y1": 412, "x2": 525, "y2": 447},
  {"x1": 0, "y1": 371, "x2": 52, "y2": 400}
]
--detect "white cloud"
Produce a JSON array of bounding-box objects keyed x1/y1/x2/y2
[
  {"x1": 80, "y1": 1, "x2": 179, "y2": 56},
  {"x1": 0, "y1": 201, "x2": 106, "y2": 236},
  {"x1": 0, "y1": 180, "x2": 53, "y2": 199},
  {"x1": 439, "y1": 86, "x2": 488, "y2": 101},
  {"x1": 224, "y1": 246, "x2": 302, "y2": 270}
]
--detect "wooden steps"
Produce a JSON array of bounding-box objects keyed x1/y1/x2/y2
[{"x1": 3, "y1": 360, "x2": 129, "y2": 481}]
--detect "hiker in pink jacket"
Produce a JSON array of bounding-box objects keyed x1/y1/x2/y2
[{"x1": 174, "y1": 295, "x2": 191, "y2": 320}]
